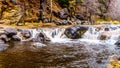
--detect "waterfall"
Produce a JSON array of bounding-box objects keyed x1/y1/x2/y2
[
  {"x1": 80, "y1": 25, "x2": 120, "y2": 45},
  {"x1": 82, "y1": 27, "x2": 104, "y2": 40},
  {"x1": 41, "y1": 28, "x2": 70, "y2": 42},
  {"x1": 19, "y1": 28, "x2": 71, "y2": 43},
  {"x1": 18, "y1": 25, "x2": 120, "y2": 44},
  {"x1": 15, "y1": 25, "x2": 120, "y2": 68}
]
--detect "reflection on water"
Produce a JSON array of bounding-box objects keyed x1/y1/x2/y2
[
  {"x1": 0, "y1": 42, "x2": 119, "y2": 68},
  {"x1": 0, "y1": 25, "x2": 120, "y2": 68},
  {"x1": 0, "y1": 42, "x2": 91, "y2": 68}
]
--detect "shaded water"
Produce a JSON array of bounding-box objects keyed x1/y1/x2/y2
[
  {"x1": 0, "y1": 25, "x2": 120, "y2": 68},
  {"x1": 0, "y1": 42, "x2": 91, "y2": 68}
]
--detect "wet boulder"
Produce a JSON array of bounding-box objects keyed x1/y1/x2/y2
[
  {"x1": 0, "y1": 34, "x2": 10, "y2": 42},
  {"x1": 21, "y1": 30, "x2": 31, "y2": 39},
  {"x1": 104, "y1": 27, "x2": 109, "y2": 31},
  {"x1": 5, "y1": 27, "x2": 17, "y2": 37},
  {"x1": 11, "y1": 35, "x2": 21, "y2": 41},
  {"x1": 32, "y1": 32, "x2": 50, "y2": 43},
  {"x1": 115, "y1": 40, "x2": 120, "y2": 46},
  {"x1": 99, "y1": 35, "x2": 107, "y2": 40},
  {"x1": 65, "y1": 26, "x2": 88, "y2": 39}
]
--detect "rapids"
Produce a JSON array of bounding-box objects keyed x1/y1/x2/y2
[{"x1": 0, "y1": 24, "x2": 120, "y2": 68}]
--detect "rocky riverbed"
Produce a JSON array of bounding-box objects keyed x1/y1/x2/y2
[{"x1": 0, "y1": 24, "x2": 120, "y2": 68}]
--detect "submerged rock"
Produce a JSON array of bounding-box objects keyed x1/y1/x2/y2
[
  {"x1": 65, "y1": 26, "x2": 88, "y2": 39},
  {"x1": 0, "y1": 43, "x2": 9, "y2": 51},
  {"x1": 33, "y1": 32, "x2": 50, "y2": 43}
]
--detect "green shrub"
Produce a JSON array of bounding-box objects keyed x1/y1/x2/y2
[{"x1": 56, "y1": 0, "x2": 70, "y2": 8}]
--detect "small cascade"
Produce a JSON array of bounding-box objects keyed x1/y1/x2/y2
[
  {"x1": 4, "y1": 25, "x2": 120, "y2": 68},
  {"x1": 18, "y1": 25, "x2": 120, "y2": 44},
  {"x1": 81, "y1": 25, "x2": 120, "y2": 45},
  {"x1": 82, "y1": 27, "x2": 104, "y2": 40},
  {"x1": 41, "y1": 28, "x2": 71, "y2": 42},
  {"x1": 29, "y1": 29, "x2": 40, "y2": 38},
  {"x1": 19, "y1": 28, "x2": 70, "y2": 43}
]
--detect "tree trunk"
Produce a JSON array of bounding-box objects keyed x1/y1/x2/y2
[{"x1": 39, "y1": 0, "x2": 43, "y2": 21}]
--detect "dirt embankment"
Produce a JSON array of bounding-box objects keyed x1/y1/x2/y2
[{"x1": 0, "y1": 0, "x2": 61, "y2": 25}]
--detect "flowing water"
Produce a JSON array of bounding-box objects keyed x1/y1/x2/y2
[{"x1": 0, "y1": 25, "x2": 120, "y2": 68}]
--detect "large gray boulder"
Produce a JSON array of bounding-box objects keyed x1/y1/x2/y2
[
  {"x1": 5, "y1": 27, "x2": 17, "y2": 37},
  {"x1": 64, "y1": 26, "x2": 88, "y2": 39}
]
